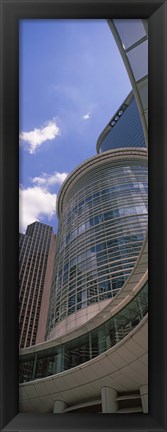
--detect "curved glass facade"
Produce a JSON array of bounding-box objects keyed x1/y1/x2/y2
[
  {"x1": 46, "y1": 152, "x2": 147, "y2": 337},
  {"x1": 19, "y1": 281, "x2": 148, "y2": 383}
]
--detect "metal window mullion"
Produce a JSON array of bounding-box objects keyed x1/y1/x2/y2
[
  {"x1": 125, "y1": 35, "x2": 147, "y2": 53},
  {"x1": 32, "y1": 352, "x2": 37, "y2": 380}
]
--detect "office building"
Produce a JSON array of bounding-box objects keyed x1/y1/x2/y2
[
  {"x1": 19, "y1": 221, "x2": 56, "y2": 348},
  {"x1": 46, "y1": 148, "x2": 147, "y2": 340},
  {"x1": 96, "y1": 92, "x2": 146, "y2": 154},
  {"x1": 36, "y1": 230, "x2": 57, "y2": 344}
]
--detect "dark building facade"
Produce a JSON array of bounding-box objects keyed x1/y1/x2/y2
[{"x1": 96, "y1": 92, "x2": 146, "y2": 154}]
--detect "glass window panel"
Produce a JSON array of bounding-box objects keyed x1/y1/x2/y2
[
  {"x1": 113, "y1": 19, "x2": 147, "y2": 49},
  {"x1": 70, "y1": 257, "x2": 76, "y2": 267},
  {"x1": 71, "y1": 229, "x2": 77, "y2": 240},
  {"x1": 68, "y1": 305, "x2": 75, "y2": 315},
  {"x1": 19, "y1": 358, "x2": 34, "y2": 383},
  {"x1": 64, "y1": 335, "x2": 90, "y2": 369},
  {"x1": 20, "y1": 284, "x2": 148, "y2": 382},
  {"x1": 35, "y1": 350, "x2": 62, "y2": 378},
  {"x1": 127, "y1": 40, "x2": 148, "y2": 81}
]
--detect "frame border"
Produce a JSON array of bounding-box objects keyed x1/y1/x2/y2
[{"x1": 0, "y1": 1, "x2": 167, "y2": 431}]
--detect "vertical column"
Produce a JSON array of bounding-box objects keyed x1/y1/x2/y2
[
  {"x1": 89, "y1": 333, "x2": 92, "y2": 360},
  {"x1": 140, "y1": 384, "x2": 148, "y2": 413},
  {"x1": 56, "y1": 352, "x2": 62, "y2": 373},
  {"x1": 114, "y1": 318, "x2": 120, "y2": 344},
  {"x1": 106, "y1": 334, "x2": 111, "y2": 350},
  {"x1": 98, "y1": 328, "x2": 106, "y2": 354},
  {"x1": 61, "y1": 345, "x2": 65, "y2": 372},
  {"x1": 32, "y1": 352, "x2": 37, "y2": 380},
  {"x1": 101, "y1": 387, "x2": 118, "y2": 413},
  {"x1": 53, "y1": 400, "x2": 67, "y2": 413}
]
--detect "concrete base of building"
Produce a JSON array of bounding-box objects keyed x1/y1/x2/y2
[{"x1": 52, "y1": 387, "x2": 146, "y2": 414}]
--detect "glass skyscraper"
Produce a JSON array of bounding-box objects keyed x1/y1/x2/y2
[
  {"x1": 96, "y1": 92, "x2": 146, "y2": 154},
  {"x1": 46, "y1": 149, "x2": 147, "y2": 340}
]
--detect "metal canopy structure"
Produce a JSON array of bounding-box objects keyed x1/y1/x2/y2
[{"x1": 107, "y1": 19, "x2": 148, "y2": 149}]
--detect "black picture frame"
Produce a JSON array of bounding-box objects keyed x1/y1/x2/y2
[{"x1": 0, "y1": 0, "x2": 167, "y2": 431}]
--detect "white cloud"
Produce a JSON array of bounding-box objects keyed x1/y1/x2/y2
[
  {"x1": 19, "y1": 119, "x2": 60, "y2": 154},
  {"x1": 19, "y1": 171, "x2": 68, "y2": 233},
  {"x1": 31, "y1": 171, "x2": 68, "y2": 187},
  {"x1": 19, "y1": 186, "x2": 57, "y2": 233},
  {"x1": 82, "y1": 113, "x2": 90, "y2": 120},
  {"x1": 82, "y1": 112, "x2": 90, "y2": 120}
]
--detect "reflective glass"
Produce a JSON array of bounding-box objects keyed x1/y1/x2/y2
[
  {"x1": 127, "y1": 40, "x2": 148, "y2": 81},
  {"x1": 113, "y1": 19, "x2": 147, "y2": 49},
  {"x1": 20, "y1": 283, "x2": 148, "y2": 383},
  {"x1": 46, "y1": 158, "x2": 148, "y2": 337}
]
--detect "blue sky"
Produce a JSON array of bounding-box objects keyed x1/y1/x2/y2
[{"x1": 19, "y1": 19, "x2": 131, "y2": 234}]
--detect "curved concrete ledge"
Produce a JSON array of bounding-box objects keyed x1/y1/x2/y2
[{"x1": 20, "y1": 314, "x2": 148, "y2": 413}]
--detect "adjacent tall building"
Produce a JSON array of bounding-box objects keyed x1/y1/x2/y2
[
  {"x1": 19, "y1": 221, "x2": 56, "y2": 348},
  {"x1": 96, "y1": 91, "x2": 146, "y2": 154}
]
